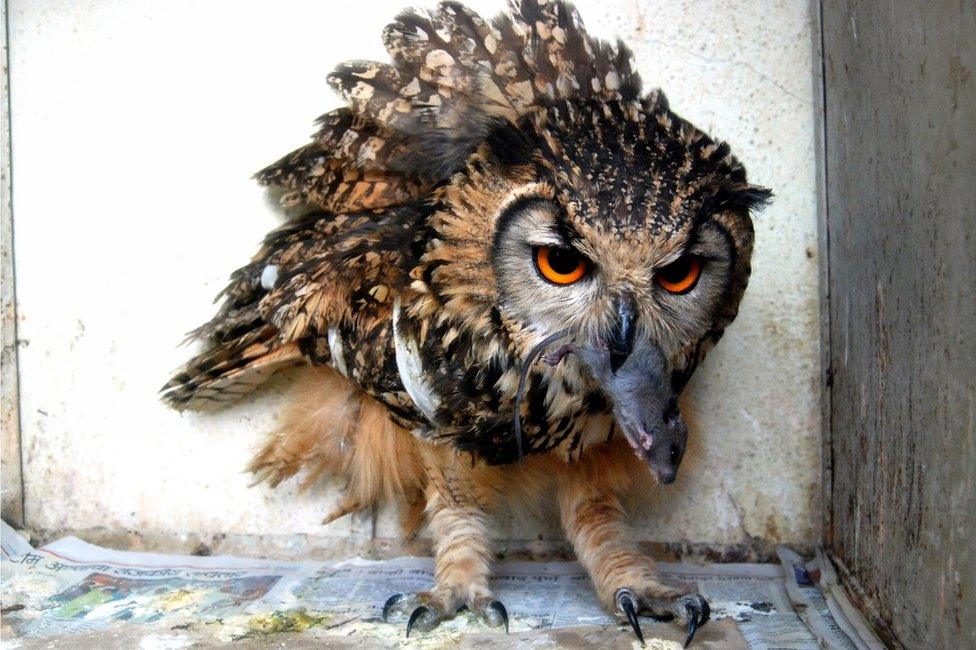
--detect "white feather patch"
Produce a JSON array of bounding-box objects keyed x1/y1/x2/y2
[
  {"x1": 327, "y1": 326, "x2": 349, "y2": 377},
  {"x1": 260, "y1": 264, "x2": 279, "y2": 290},
  {"x1": 392, "y1": 297, "x2": 440, "y2": 423}
]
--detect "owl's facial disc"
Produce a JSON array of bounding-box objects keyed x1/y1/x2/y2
[
  {"x1": 492, "y1": 194, "x2": 732, "y2": 481},
  {"x1": 576, "y1": 334, "x2": 687, "y2": 484}
]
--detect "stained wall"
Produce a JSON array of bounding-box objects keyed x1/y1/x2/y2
[{"x1": 5, "y1": 0, "x2": 820, "y2": 554}]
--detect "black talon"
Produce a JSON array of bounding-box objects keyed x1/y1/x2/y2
[
  {"x1": 681, "y1": 595, "x2": 710, "y2": 647},
  {"x1": 382, "y1": 593, "x2": 403, "y2": 621},
  {"x1": 406, "y1": 605, "x2": 429, "y2": 637},
  {"x1": 618, "y1": 592, "x2": 645, "y2": 647},
  {"x1": 683, "y1": 603, "x2": 701, "y2": 648},
  {"x1": 487, "y1": 600, "x2": 509, "y2": 633}
]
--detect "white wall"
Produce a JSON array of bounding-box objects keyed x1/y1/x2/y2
[{"x1": 7, "y1": 0, "x2": 820, "y2": 553}]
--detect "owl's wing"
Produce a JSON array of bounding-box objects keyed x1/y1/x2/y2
[
  {"x1": 257, "y1": 206, "x2": 426, "y2": 342},
  {"x1": 161, "y1": 206, "x2": 427, "y2": 409},
  {"x1": 256, "y1": 0, "x2": 642, "y2": 211},
  {"x1": 161, "y1": 216, "x2": 331, "y2": 409}
]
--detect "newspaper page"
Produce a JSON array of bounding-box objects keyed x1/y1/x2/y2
[
  {"x1": 777, "y1": 547, "x2": 886, "y2": 650},
  {"x1": 812, "y1": 548, "x2": 886, "y2": 650},
  {"x1": 1, "y1": 522, "x2": 878, "y2": 648}
]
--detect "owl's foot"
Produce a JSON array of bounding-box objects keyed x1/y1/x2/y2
[
  {"x1": 615, "y1": 588, "x2": 710, "y2": 648},
  {"x1": 382, "y1": 591, "x2": 508, "y2": 636}
]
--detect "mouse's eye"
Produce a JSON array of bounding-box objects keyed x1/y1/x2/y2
[
  {"x1": 655, "y1": 255, "x2": 702, "y2": 294},
  {"x1": 534, "y1": 246, "x2": 589, "y2": 285}
]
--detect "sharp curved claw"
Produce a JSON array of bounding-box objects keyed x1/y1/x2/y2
[
  {"x1": 382, "y1": 593, "x2": 403, "y2": 621},
  {"x1": 683, "y1": 604, "x2": 699, "y2": 648},
  {"x1": 487, "y1": 600, "x2": 509, "y2": 633},
  {"x1": 618, "y1": 592, "x2": 645, "y2": 647},
  {"x1": 406, "y1": 605, "x2": 429, "y2": 638},
  {"x1": 681, "y1": 595, "x2": 711, "y2": 648}
]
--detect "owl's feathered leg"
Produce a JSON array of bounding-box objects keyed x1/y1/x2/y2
[
  {"x1": 383, "y1": 445, "x2": 507, "y2": 635},
  {"x1": 557, "y1": 454, "x2": 710, "y2": 647}
]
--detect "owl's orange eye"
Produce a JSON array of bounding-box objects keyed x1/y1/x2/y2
[
  {"x1": 655, "y1": 255, "x2": 702, "y2": 294},
  {"x1": 534, "y1": 246, "x2": 588, "y2": 285}
]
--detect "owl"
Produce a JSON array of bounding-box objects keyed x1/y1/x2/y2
[{"x1": 162, "y1": 0, "x2": 770, "y2": 645}]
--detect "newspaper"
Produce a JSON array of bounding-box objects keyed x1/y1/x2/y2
[
  {"x1": 777, "y1": 547, "x2": 886, "y2": 650},
  {"x1": 1, "y1": 521, "x2": 880, "y2": 648}
]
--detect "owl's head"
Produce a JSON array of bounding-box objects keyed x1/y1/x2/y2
[
  {"x1": 489, "y1": 98, "x2": 768, "y2": 378},
  {"x1": 424, "y1": 95, "x2": 769, "y2": 478}
]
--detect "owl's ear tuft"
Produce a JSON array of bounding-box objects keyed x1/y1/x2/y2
[
  {"x1": 711, "y1": 183, "x2": 773, "y2": 214},
  {"x1": 738, "y1": 185, "x2": 774, "y2": 211}
]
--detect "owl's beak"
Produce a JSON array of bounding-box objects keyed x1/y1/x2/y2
[
  {"x1": 608, "y1": 296, "x2": 637, "y2": 373},
  {"x1": 576, "y1": 336, "x2": 688, "y2": 484}
]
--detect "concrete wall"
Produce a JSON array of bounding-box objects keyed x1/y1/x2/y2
[
  {"x1": 820, "y1": 0, "x2": 975, "y2": 646},
  {"x1": 4, "y1": 0, "x2": 820, "y2": 556}
]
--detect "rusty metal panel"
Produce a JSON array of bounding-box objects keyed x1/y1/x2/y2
[{"x1": 821, "y1": 0, "x2": 975, "y2": 647}]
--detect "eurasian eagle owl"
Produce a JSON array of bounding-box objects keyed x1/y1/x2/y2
[{"x1": 163, "y1": 0, "x2": 770, "y2": 645}]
